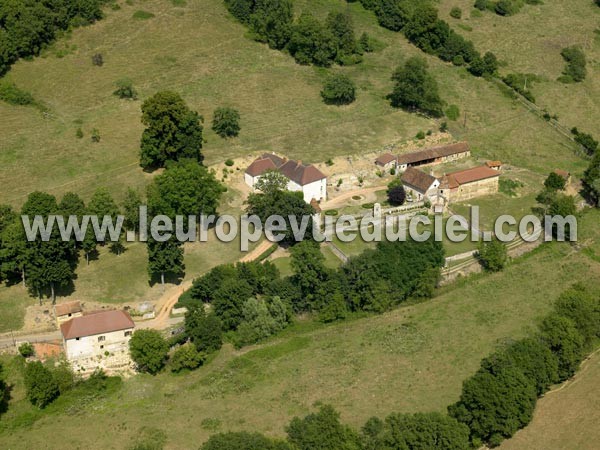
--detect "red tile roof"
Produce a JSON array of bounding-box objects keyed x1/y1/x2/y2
[
  {"x1": 554, "y1": 169, "x2": 570, "y2": 180},
  {"x1": 401, "y1": 167, "x2": 438, "y2": 193},
  {"x1": 60, "y1": 310, "x2": 134, "y2": 340},
  {"x1": 246, "y1": 154, "x2": 326, "y2": 186},
  {"x1": 375, "y1": 153, "x2": 396, "y2": 166},
  {"x1": 55, "y1": 301, "x2": 82, "y2": 317},
  {"x1": 397, "y1": 142, "x2": 470, "y2": 165},
  {"x1": 486, "y1": 160, "x2": 502, "y2": 168},
  {"x1": 442, "y1": 165, "x2": 500, "y2": 189},
  {"x1": 245, "y1": 157, "x2": 278, "y2": 177}
]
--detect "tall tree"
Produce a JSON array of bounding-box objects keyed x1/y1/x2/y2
[
  {"x1": 140, "y1": 91, "x2": 204, "y2": 169},
  {"x1": 147, "y1": 238, "x2": 184, "y2": 289},
  {"x1": 122, "y1": 187, "x2": 143, "y2": 232}
]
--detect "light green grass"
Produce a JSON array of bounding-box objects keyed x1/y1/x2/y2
[
  {"x1": 1, "y1": 209, "x2": 599, "y2": 448},
  {"x1": 271, "y1": 256, "x2": 293, "y2": 278}
]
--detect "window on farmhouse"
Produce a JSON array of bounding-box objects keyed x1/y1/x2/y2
[
  {"x1": 124, "y1": 331, "x2": 132, "y2": 337},
  {"x1": 98, "y1": 336, "x2": 106, "y2": 342}
]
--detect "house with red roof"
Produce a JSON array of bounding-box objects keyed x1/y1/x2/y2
[
  {"x1": 439, "y1": 165, "x2": 500, "y2": 202},
  {"x1": 60, "y1": 310, "x2": 135, "y2": 374},
  {"x1": 245, "y1": 153, "x2": 327, "y2": 203}
]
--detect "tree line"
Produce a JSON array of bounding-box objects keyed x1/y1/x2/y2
[{"x1": 0, "y1": 0, "x2": 106, "y2": 76}]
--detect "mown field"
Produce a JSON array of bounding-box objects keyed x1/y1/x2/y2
[
  {"x1": 1, "y1": 208, "x2": 599, "y2": 449},
  {"x1": 0, "y1": 0, "x2": 591, "y2": 209}
]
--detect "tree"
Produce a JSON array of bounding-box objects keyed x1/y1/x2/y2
[
  {"x1": 122, "y1": 187, "x2": 143, "y2": 232},
  {"x1": 202, "y1": 432, "x2": 293, "y2": 450},
  {"x1": 582, "y1": 153, "x2": 600, "y2": 206},
  {"x1": 477, "y1": 238, "x2": 508, "y2": 272},
  {"x1": 539, "y1": 313, "x2": 585, "y2": 381},
  {"x1": 18, "y1": 342, "x2": 35, "y2": 357},
  {"x1": 190, "y1": 264, "x2": 238, "y2": 302},
  {"x1": 169, "y1": 343, "x2": 205, "y2": 372},
  {"x1": 288, "y1": 13, "x2": 337, "y2": 66},
  {"x1": 236, "y1": 297, "x2": 287, "y2": 345},
  {"x1": 287, "y1": 404, "x2": 360, "y2": 450},
  {"x1": 58, "y1": 192, "x2": 85, "y2": 217},
  {"x1": 249, "y1": 0, "x2": 294, "y2": 50},
  {"x1": 184, "y1": 306, "x2": 223, "y2": 352},
  {"x1": 320, "y1": 73, "x2": 356, "y2": 105},
  {"x1": 0, "y1": 220, "x2": 28, "y2": 285},
  {"x1": 147, "y1": 238, "x2": 185, "y2": 288},
  {"x1": 388, "y1": 57, "x2": 444, "y2": 117},
  {"x1": 24, "y1": 361, "x2": 60, "y2": 408},
  {"x1": 147, "y1": 159, "x2": 224, "y2": 217},
  {"x1": 212, "y1": 107, "x2": 241, "y2": 138},
  {"x1": 255, "y1": 170, "x2": 289, "y2": 195},
  {"x1": 224, "y1": 0, "x2": 256, "y2": 24},
  {"x1": 448, "y1": 366, "x2": 537, "y2": 446},
  {"x1": 544, "y1": 172, "x2": 566, "y2": 191},
  {"x1": 560, "y1": 46, "x2": 587, "y2": 83},
  {"x1": 211, "y1": 278, "x2": 254, "y2": 330},
  {"x1": 450, "y1": 6, "x2": 462, "y2": 19},
  {"x1": 290, "y1": 240, "x2": 329, "y2": 310},
  {"x1": 359, "y1": 32, "x2": 373, "y2": 52},
  {"x1": 129, "y1": 329, "x2": 169, "y2": 374},
  {"x1": 325, "y1": 12, "x2": 358, "y2": 59},
  {"x1": 554, "y1": 285, "x2": 600, "y2": 347},
  {"x1": 140, "y1": 91, "x2": 204, "y2": 169},
  {"x1": 547, "y1": 194, "x2": 577, "y2": 240},
  {"x1": 386, "y1": 178, "x2": 406, "y2": 206},
  {"x1": 362, "y1": 412, "x2": 470, "y2": 450},
  {"x1": 88, "y1": 188, "x2": 121, "y2": 245}
]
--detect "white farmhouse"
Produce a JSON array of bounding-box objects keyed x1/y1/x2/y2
[
  {"x1": 245, "y1": 153, "x2": 327, "y2": 203},
  {"x1": 60, "y1": 310, "x2": 135, "y2": 374}
]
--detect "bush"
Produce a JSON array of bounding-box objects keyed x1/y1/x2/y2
[
  {"x1": 0, "y1": 81, "x2": 35, "y2": 106},
  {"x1": 24, "y1": 362, "x2": 60, "y2": 408},
  {"x1": 76, "y1": 128, "x2": 84, "y2": 139},
  {"x1": 225, "y1": 158, "x2": 235, "y2": 167},
  {"x1": 445, "y1": 104, "x2": 460, "y2": 121},
  {"x1": 201, "y1": 431, "x2": 292, "y2": 450},
  {"x1": 170, "y1": 344, "x2": 205, "y2": 372},
  {"x1": 560, "y1": 46, "x2": 587, "y2": 83},
  {"x1": 387, "y1": 178, "x2": 406, "y2": 206},
  {"x1": 91, "y1": 128, "x2": 101, "y2": 143},
  {"x1": 450, "y1": 6, "x2": 462, "y2": 18},
  {"x1": 324, "y1": 209, "x2": 338, "y2": 216},
  {"x1": 92, "y1": 53, "x2": 104, "y2": 66},
  {"x1": 212, "y1": 107, "x2": 241, "y2": 138},
  {"x1": 495, "y1": 0, "x2": 523, "y2": 16},
  {"x1": 129, "y1": 329, "x2": 169, "y2": 374},
  {"x1": 113, "y1": 78, "x2": 138, "y2": 100},
  {"x1": 571, "y1": 128, "x2": 598, "y2": 155},
  {"x1": 185, "y1": 307, "x2": 224, "y2": 352},
  {"x1": 18, "y1": 342, "x2": 35, "y2": 358},
  {"x1": 415, "y1": 131, "x2": 426, "y2": 140},
  {"x1": 389, "y1": 57, "x2": 444, "y2": 117},
  {"x1": 539, "y1": 313, "x2": 585, "y2": 381},
  {"x1": 320, "y1": 73, "x2": 356, "y2": 105},
  {"x1": 544, "y1": 172, "x2": 566, "y2": 191},
  {"x1": 133, "y1": 10, "x2": 155, "y2": 20},
  {"x1": 503, "y1": 73, "x2": 537, "y2": 103},
  {"x1": 477, "y1": 238, "x2": 508, "y2": 272}
]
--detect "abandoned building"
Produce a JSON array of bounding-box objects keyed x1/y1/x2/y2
[{"x1": 245, "y1": 153, "x2": 327, "y2": 203}]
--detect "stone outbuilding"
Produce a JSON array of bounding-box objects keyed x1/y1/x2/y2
[
  {"x1": 401, "y1": 167, "x2": 440, "y2": 201},
  {"x1": 375, "y1": 153, "x2": 397, "y2": 171},
  {"x1": 54, "y1": 301, "x2": 83, "y2": 326},
  {"x1": 396, "y1": 142, "x2": 470, "y2": 172},
  {"x1": 439, "y1": 165, "x2": 500, "y2": 203}
]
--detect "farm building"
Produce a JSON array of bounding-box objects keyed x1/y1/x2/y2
[
  {"x1": 485, "y1": 160, "x2": 502, "y2": 171},
  {"x1": 375, "y1": 153, "x2": 397, "y2": 171},
  {"x1": 439, "y1": 165, "x2": 500, "y2": 202},
  {"x1": 54, "y1": 300, "x2": 83, "y2": 325},
  {"x1": 401, "y1": 167, "x2": 440, "y2": 201},
  {"x1": 396, "y1": 142, "x2": 470, "y2": 172},
  {"x1": 245, "y1": 153, "x2": 327, "y2": 203},
  {"x1": 60, "y1": 310, "x2": 135, "y2": 374}
]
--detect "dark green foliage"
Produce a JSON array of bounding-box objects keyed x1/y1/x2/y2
[
  {"x1": 91, "y1": 128, "x2": 101, "y2": 142},
  {"x1": 495, "y1": 0, "x2": 523, "y2": 16},
  {"x1": 544, "y1": 172, "x2": 566, "y2": 191},
  {"x1": 24, "y1": 361, "x2": 60, "y2": 408},
  {"x1": 326, "y1": 12, "x2": 360, "y2": 63},
  {"x1": 212, "y1": 278, "x2": 254, "y2": 330},
  {"x1": 362, "y1": 412, "x2": 470, "y2": 450},
  {"x1": 582, "y1": 153, "x2": 600, "y2": 206},
  {"x1": 59, "y1": 192, "x2": 86, "y2": 217},
  {"x1": 212, "y1": 107, "x2": 241, "y2": 138},
  {"x1": 290, "y1": 240, "x2": 330, "y2": 311},
  {"x1": 132, "y1": 10, "x2": 155, "y2": 20},
  {"x1": 140, "y1": 91, "x2": 204, "y2": 169},
  {"x1": 559, "y1": 46, "x2": 587, "y2": 83},
  {"x1": 448, "y1": 366, "x2": 537, "y2": 445},
  {"x1": 169, "y1": 343, "x2": 205, "y2": 372},
  {"x1": 287, "y1": 404, "x2": 361, "y2": 450},
  {"x1": 249, "y1": 0, "x2": 293, "y2": 50},
  {"x1": 320, "y1": 73, "x2": 356, "y2": 105},
  {"x1": 147, "y1": 238, "x2": 185, "y2": 286},
  {"x1": 368, "y1": 0, "x2": 411, "y2": 32},
  {"x1": 386, "y1": 178, "x2": 405, "y2": 206},
  {"x1": 388, "y1": 56, "x2": 444, "y2": 117},
  {"x1": 445, "y1": 104, "x2": 460, "y2": 121},
  {"x1": 554, "y1": 284, "x2": 600, "y2": 346},
  {"x1": 18, "y1": 342, "x2": 35, "y2": 357},
  {"x1": 92, "y1": 53, "x2": 103, "y2": 66},
  {"x1": 502, "y1": 73, "x2": 537, "y2": 102},
  {"x1": 0, "y1": 81, "x2": 35, "y2": 106},
  {"x1": 184, "y1": 307, "x2": 223, "y2": 352},
  {"x1": 129, "y1": 329, "x2": 169, "y2": 374},
  {"x1": 571, "y1": 127, "x2": 598, "y2": 156},
  {"x1": 359, "y1": 32, "x2": 373, "y2": 52},
  {"x1": 0, "y1": 0, "x2": 104, "y2": 76},
  {"x1": 224, "y1": 0, "x2": 256, "y2": 24},
  {"x1": 122, "y1": 188, "x2": 143, "y2": 232},
  {"x1": 113, "y1": 78, "x2": 138, "y2": 100},
  {"x1": 477, "y1": 238, "x2": 508, "y2": 272},
  {"x1": 450, "y1": 6, "x2": 462, "y2": 19},
  {"x1": 191, "y1": 264, "x2": 238, "y2": 302},
  {"x1": 539, "y1": 313, "x2": 585, "y2": 381},
  {"x1": 468, "y1": 51, "x2": 498, "y2": 77},
  {"x1": 288, "y1": 13, "x2": 337, "y2": 67},
  {"x1": 201, "y1": 431, "x2": 293, "y2": 450},
  {"x1": 235, "y1": 296, "x2": 289, "y2": 345}
]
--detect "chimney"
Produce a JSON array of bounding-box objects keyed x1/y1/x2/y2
[{"x1": 297, "y1": 160, "x2": 302, "y2": 166}]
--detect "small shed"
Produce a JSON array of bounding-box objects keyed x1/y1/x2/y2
[{"x1": 55, "y1": 301, "x2": 83, "y2": 325}]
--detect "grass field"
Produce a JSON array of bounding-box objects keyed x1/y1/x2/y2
[
  {"x1": 1, "y1": 208, "x2": 598, "y2": 449},
  {"x1": 0, "y1": 0, "x2": 590, "y2": 209}
]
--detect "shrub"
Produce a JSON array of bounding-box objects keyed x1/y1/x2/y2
[
  {"x1": 324, "y1": 209, "x2": 338, "y2": 216},
  {"x1": 202, "y1": 431, "x2": 292, "y2": 450},
  {"x1": 495, "y1": 0, "x2": 523, "y2": 16},
  {"x1": 92, "y1": 53, "x2": 104, "y2": 66},
  {"x1": 76, "y1": 128, "x2": 84, "y2": 139},
  {"x1": 559, "y1": 46, "x2": 587, "y2": 83},
  {"x1": 184, "y1": 307, "x2": 223, "y2": 353},
  {"x1": 544, "y1": 172, "x2": 566, "y2": 191},
  {"x1": 503, "y1": 73, "x2": 537, "y2": 103},
  {"x1": 571, "y1": 128, "x2": 598, "y2": 155},
  {"x1": 91, "y1": 128, "x2": 101, "y2": 143},
  {"x1": 113, "y1": 78, "x2": 138, "y2": 100},
  {"x1": 361, "y1": 203, "x2": 374, "y2": 209},
  {"x1": 129, "y1": 329, "x2": 169, "y2": 374},
  {"x1": 225, "y1": 159, "x2": 235, "y2": 167},
  {"x1": 320, "y1": 73, "x2": 356, "y2": 105},
  {"x1": 445, "y1": 104, "x2": 460, "y2": 121},
  {"x1": 539, "y1": 313, "x2": 585, "y2": 381},
  {"x1": 170, "y1": 344, "x2": 205, "y2": 372},
  {"x1": 359, "y1": 32, "x2": 373, "y2": 52},
  {"x1": 212, "y1": 107, "x2": 241, "y2": 138},
  {"x1": 387, "y1": 178, "x2": 406, "y2": 206},
  {"x1": 474, "y1": 0, "x2": 490, "y2": 11},
  {"x1": 133, "y1": 10, "x2": 155, "y2": 20},
  {"x1": 477, "y1": 238, "x2": 508, "y2": 272},
  {"x1": 24, "y1": 362, "x2": 60, "y2": 408},
  {"x1": 0, "y1": 81, "x2": 35, "y2": 106},
  {"x1": 18, "y1": 342, "x2": 34, "y2": 358},
  {"x1": 450, "y1": 6, "x2": 462, "y2": 18},
  {"x1": 415, "y1": 131, "x2": 426, "y2": 140},
  {"x1": 440, "y1": 121, "x2": 448, "y2": 132},
  {"x1": 389, "y1": 57, "x2": 444, "y2": 117}
]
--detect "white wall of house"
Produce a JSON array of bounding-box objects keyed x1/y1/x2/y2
[
  {"x1": 245, "y1": 174, "x2": 326, "y2": 203},
  {"x1": 244, "y1": 173, "x2": 258, "y2": 189},
  {"x1": 404, "y1": 179, "x2": 440, "y2": 201},
  {"x1": 64, "y1": 328, "x2": 133, "y2": 373}
]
